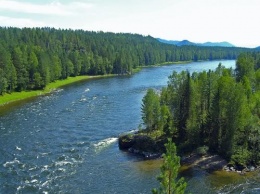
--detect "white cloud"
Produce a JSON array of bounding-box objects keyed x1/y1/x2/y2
[
  {"x1": 0, "y1": 0, "x2": 94, "y2": 16},
  {"x1": 0, "y1": 0, "x2": 259, "y2": 48},
  {"x1": 0, "y1": 16, "x2": 47, "y2": 28}
]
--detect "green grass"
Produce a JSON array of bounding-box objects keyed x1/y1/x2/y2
[
  {"x1": 132, "y1": 67, "x2": 142, "y2": 73},
  {"x1": 0, "y1": 75, "x2": 114, "y2": 106},
  {"x1": 0, "y1": 61, "x2": 192, "y2": 106},
  {"x1": 0, "y1": 91, "x2": 42, "y2": 105}
]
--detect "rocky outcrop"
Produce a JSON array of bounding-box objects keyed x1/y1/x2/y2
[
  {"x1": 118, "y1": 134, "x2": 135, "y2": 150},
  {"x1": 119, "y1": 132, "x2": 260, "y2": 173},
  {"x1": 223, "y1": 164, "x2": 260, "y2": 174},
  {"x1": 118, "y1": 133, "x2": 166, "y2": 159}
]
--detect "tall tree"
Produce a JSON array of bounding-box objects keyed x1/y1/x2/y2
[
  {"x1": 152, "y1": 139, "x2": 187, "y2": 194},
  {"x1": 12, "y1": 47, "x2": 29, "y2": 91},
  {"x1": 142, "y1": 89, "x2": 161, "y2": 131},
  {"x1": 159, "y1": 105, "x2": 174, "y2": 136},
  {"x1": 0, "y1": 45, "x2": 17, "y2": 93},
  {"x1": 235, "y1": 53, "x2": 255, "y2": 87},
  {"x1": 0, "y1": 68, "x2": 8, "y2": 95}
]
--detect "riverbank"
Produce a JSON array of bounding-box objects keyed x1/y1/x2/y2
[
  {"x1": 0, "y1": 74, "x2": 115, "y2": 107},
  {"x1": 118, "y1": 130, "x2": 260, "y2": 174},
  {"x1": 0, "y1": 60, "x2": 194, "y2": 107},
  {"x1": 118, "y1": 131, "x2": 227, "y2": 172},
  {"x1": 181, "y1": 153, "x2": 227, "y2": 173},
  {"x1": 140, "y1": 60, "x2": 193, "y2": 69}
]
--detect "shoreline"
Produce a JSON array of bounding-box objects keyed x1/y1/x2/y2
[
  {"x1": 0, "y1": 74, "x2": 115, "y2": 107},
  {"x1": 119, "y1": 131, "x2": 259, "y2": 174},
  {"x1": 181, "y1": 153, "x2": 228, "y2": 173},
  {"x1": 0, "y1": 60, "x2": 192, "y2": 108},
  {"x1": 0, "y1": 59, "x2": 230, "y2": 108}
]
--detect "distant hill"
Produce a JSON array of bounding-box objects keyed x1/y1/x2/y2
[
  {"x1": 157, "y1": 38, "x2": 235, "y2": 47},
  {"x1": 255, "y1": 46, "x2": 260, "y2": 51},
  {"x1": 200, "y1": 41, "x2": 235, "y2": 47},
  {"x1": 157, "y1": 38, "x2": 196, "y2": 46}
]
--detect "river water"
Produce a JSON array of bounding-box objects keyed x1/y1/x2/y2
[{"x1": 1, "y1": 60, "x2": 260, "y2": 194}]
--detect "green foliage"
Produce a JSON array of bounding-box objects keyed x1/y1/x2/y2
[
  {"x1": 160, "y1": 105, "x2": 174, "y2": 136},
  {"x1": 152, "y1": 139, "x2": 187, "y2": 194},
  {"x1": 142, "y1": 89, "x2": 161, "y2": 131},
  {"x1": 196, "y1": 146, "x2": 209, "y2": 156},
  {"x1": 235, "y1": 53, "x2": 255, "y2": 84},
  {"x1": 0, "y1": 69, "x2": 8, "y2": 95},
  {"x1": 230, "y1": 147, "x2": 251, "y2": 167},
  {"x1": 142, "y1": 52, "x2": 260, "y2": 166},
  {"x1": 0, "y1": 27, "x2": 252, "y2": 95}
]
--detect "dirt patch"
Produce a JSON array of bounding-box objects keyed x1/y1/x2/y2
[{"x1": 181, "y1": 154, "x2": 227, "y2": 172}]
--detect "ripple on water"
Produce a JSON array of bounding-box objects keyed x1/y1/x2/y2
[
  {"x1": 1, "y1": 147, "x2": 85, "y2": 193},
  {"x1": 3, "y1": 158, "x2": 21, "y2": 168},
  {"x1": 92, "y1": 137, "x2": 118, "y2": 153}
]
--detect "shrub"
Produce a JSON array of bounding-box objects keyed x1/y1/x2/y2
[{"x1": 196, "y1": 146, "x2": 209, "y2": 156}]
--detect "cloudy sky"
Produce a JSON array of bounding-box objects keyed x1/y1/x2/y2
[{"x1": 0, "y1": 0, "x2": 259, "y2": 48}]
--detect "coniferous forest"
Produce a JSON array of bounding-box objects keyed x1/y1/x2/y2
[
  {"x1": 0, "y1": 27, "x2": 253, "y2": 95},
  {"x1": 141, "y1": 52, "x2": 260, "y2": 166}
]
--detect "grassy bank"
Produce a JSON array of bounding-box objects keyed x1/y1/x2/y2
[
  {"x1": 0, "y1": 74, "x2": 114, "y2": 106},
  {"x1": 0, "y1": 61, "x2": 192, "y2": 106}
]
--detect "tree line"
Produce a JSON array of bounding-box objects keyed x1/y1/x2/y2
[
  {"x1": 0, "y1": 27, "x2": 253, "y2": 95},
  {"x1": 142, "y1": 52, "x2": 260, "y2": 166}
]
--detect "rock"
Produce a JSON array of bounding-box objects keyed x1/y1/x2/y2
[
  {"x1": 249, "y1": 166, "x2": 255, "y2": 171},
  {"x1": 118, "y1": 135, "x2": 135, "y2": 150},
  {"x1": 128, "y1": 148, "x2": 140, "y2": 154},
  {"x1": 223, "y1": 166, "x2": 230, "y2": 171},
  {"x1": 143, "y1": 152, "x2": 161, "y2": 159},
  {"x1": 243, "y1": 167, "x2": 250, "y2": 172},
  {"x1": 118, "y1": 132, "x2": 165, "y2": 159}
]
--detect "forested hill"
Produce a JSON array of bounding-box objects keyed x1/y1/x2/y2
[
  {"x1": 157, "y1": 38, "x2": 235, "y2": 47},
  {"x1": 0, "y1": 27, "x2": 253, "y2": 94}
]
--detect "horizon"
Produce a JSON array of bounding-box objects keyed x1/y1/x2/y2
[{"x1": 0, "y1": 0, "x2": 259, "y2": 48}]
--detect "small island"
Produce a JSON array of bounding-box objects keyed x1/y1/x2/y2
[{"x1": 119, "y1": 52, "x2": 260, "y2": 174}]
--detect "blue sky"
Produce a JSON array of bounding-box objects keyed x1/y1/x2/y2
[{"x1": 0, "y1": 0, "x2": 259, "y2": 48}]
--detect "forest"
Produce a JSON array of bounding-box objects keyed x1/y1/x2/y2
[
  {"x1": 0, "y1": 27, "x2": 254, "y2": 95},
  {"x1": 141, "y1": 52, "x2": 260, "y2": 166}
]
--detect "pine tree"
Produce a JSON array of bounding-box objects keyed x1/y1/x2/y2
[
  {"x1": 152, "y1": 139, "x2": 186, "y2": 194},
  {"x1": 12, "y1": 47, "x2": 29, "y2": 91},
  {"x1": 142, "y1": 89, "x2": 161, "y2": 131}
]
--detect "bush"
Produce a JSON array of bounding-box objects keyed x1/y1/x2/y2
[
  {"x1": 230, "y1": 148, "x2": 250, "y2": 167},
  {"x1": 196, "y1": 146, "x2": 209, "y2": 156}
]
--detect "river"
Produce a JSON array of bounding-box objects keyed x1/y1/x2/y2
[{"x1": 1, "y1": 60, "x2": 260, "y2": 194}]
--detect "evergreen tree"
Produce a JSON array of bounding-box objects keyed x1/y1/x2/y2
[
  {"x1": 0, "y1": 27, "x2": 253, "y2": 95},
  {"x1": 159, "y1": 105, "x2": 174, "y2": 136},
  {"x1": 0, "y1": 68, "x2": 8, "y2": 95},
  {"x1": 12, "y1": 47, "x2": 29, "y2": 91},
  {"x1": 142, "y1": 89, "x2": 161, "y2": 131},
  {"x1": 152, "y1": 139, "x2": 187, "y2": 194}
]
